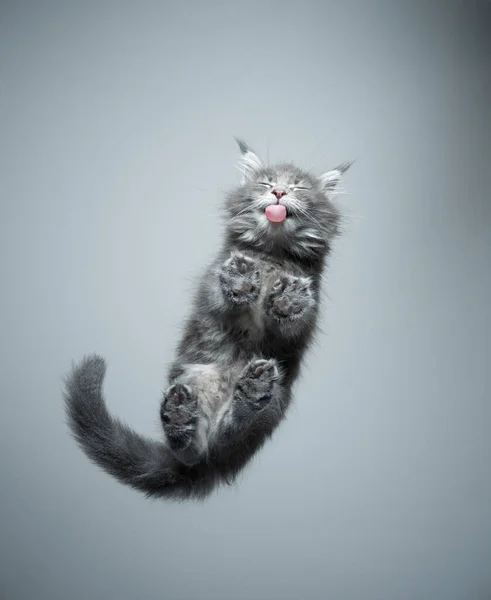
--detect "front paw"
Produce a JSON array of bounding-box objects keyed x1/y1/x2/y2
[
  {"x1": 219, "y1": 252, "x2": 261, "y2": 306},
  {"x1": 267, "y1": 274, "x2": 314, "y2": 321},
  {"x1": 235, "y1": 358, "x2": 280, "y2": 410}
]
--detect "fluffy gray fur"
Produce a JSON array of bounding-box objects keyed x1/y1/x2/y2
[{"x1": 63, "y1": 139, "x2": 351, "y2": 501}]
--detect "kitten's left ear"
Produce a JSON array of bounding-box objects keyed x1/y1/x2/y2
[
  {"x1": 319, "y1": 161, "x2": 353, "y2": 192},
  {"x1": 234, "y1": 137, "x2": 263, "y2": 183}
]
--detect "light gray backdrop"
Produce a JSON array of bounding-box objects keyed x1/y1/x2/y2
[{"x1": 1, "y1": 1, "x2": 490, "y2": 599}]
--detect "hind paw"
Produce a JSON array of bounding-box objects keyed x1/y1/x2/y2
[
  {"x1": 161, "y1": 384, "x2": 199, "y2": 449},
  {"x1": 235, "y1": 358, "x2": 280, "y2": 410}
]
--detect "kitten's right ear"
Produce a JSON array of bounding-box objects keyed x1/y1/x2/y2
[
  {"x1": 319, "y1": 161, "x2": 353, "y2": 193},
  {"x1": 234, "y1": 137, "x2": 263, "y2": 184}
]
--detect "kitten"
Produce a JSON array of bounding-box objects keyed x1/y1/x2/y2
[{"x1": 63, "y1": 139, "x2": 351, "y2": 500}]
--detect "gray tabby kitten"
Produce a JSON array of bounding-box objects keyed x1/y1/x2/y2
[{"x1": 64, "y1": 139, "x2": 351, "y2": 501}]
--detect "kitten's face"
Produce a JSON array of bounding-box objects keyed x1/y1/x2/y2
[{"x1": 225, "y1": 140, "x2": 350, "y2": 259}]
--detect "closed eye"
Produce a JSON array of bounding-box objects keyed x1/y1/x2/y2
[
  {"x1": 257, "y1": 182, "x2": 273, "y2": 188},
  {"x1": 292, "y1": 186, "x2": 311, "y2": 191}
]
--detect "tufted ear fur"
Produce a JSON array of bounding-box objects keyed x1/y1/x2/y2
[
  {"x1": 319, "y1": 161, "x2": 353, "y2": 192},
  {"x1": 234, "y1": 137, "x2": 263, "y2": 184}
]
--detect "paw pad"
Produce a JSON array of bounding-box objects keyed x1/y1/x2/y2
[{"x1": 269, "y1": 274, "x2": 313, "y2": 320}]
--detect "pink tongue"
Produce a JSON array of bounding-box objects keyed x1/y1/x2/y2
[{"x1": 265, "y1": 204, "x2": 287, "y2": 223}]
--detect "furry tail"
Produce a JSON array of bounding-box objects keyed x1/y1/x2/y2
[{"x1": 63, "y1": 354, "x2": 208, "y2": 500}]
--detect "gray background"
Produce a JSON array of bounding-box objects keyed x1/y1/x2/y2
[{"x1": 1, "y1": 1, "x2": 490, "y2": 599}]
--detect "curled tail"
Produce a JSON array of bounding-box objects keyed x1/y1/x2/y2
[{"x1": 63, "y1": 354, "x2": 213, "y2": 500}]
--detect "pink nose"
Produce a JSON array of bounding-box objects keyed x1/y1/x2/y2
[{"x1": 272, "y1": 190, "x2": 286, "y2": 200}]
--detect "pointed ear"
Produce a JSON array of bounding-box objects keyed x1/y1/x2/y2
[
  {"x1": 319, "y1": 160, "x2": 353, "y2": 192},
  {"x1": 234, "y1": 137, "x2": 263, "y2": 183}
]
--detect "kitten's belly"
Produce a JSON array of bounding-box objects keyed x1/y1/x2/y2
[
  {"x1": 174, "y1": 363, "x2": 241, "y2": 419},
  {"x1": 173, "y1": 258, "x2": 311, "y2": 377},
  {"x1": 236, "y1": 305, "x2": 264, "y2": 339}
]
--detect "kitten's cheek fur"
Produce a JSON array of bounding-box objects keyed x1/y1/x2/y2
[{"x1": 62, "y1": 142, "x2": 349, "y2": 500}]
